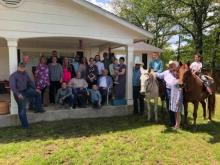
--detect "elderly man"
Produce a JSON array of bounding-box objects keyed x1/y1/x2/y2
[
  {"x1": 9, "y1": 62, "x2": 44, "y2": 129},
  {"x1": 69, "y1": 71, "x2": 88, "y2": 108},
  {"x1": 97, "y1": 69, "x2": 113, "y2": 105},
  {"x1": 132, "y1": 58, "x2": 145, "y2": 115},
  {"x1": 155, "y1": 60, "x2": 179, "y2": 126},
  {"x1": 149, "y1": 52, "x2": 163, "y2": 73}
]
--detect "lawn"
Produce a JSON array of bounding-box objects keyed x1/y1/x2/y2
[{"x1": 0, "y1": 95, "x2": 219, "y2": 165}]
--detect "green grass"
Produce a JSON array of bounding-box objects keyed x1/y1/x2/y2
[{"x1": 0, "y1": 95, "x2": 220, "y2": 165}]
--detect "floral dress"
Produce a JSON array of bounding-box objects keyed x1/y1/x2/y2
[
  {"x1": 35, "y1": 64, "x2": 49, "y2": 90},
  {"x1": 170, "y1": 81, "x2": 183, "y2": 112}
]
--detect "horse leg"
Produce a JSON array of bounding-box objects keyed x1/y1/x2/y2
[
  {"x1": 193, "y1": 102, "x2": 199, "y2": 128},
  {"x1": 146, "y1": 99, "x2": 151, "y2": 121},
  {"x1": 184, "y1": 102, "x2": 188, "y2": 126},
  {"x1": 154, "y1": 98, "x2": 158, "y2": 122},
  {"x1": 200, "y1": 100, "x2": 206, "y2": 120}
]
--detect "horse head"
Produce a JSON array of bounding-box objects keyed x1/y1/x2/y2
[
  {"x1": 178, "y1": 63, "x2": 189, "y2": 86},
  {"x1": 140, "y1": 67, "x2": 150, "y2": 95}
]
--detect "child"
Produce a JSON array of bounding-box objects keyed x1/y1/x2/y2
[
  {"x1": 113, "y1": 58, "x2": 120, "y2": 84},
  {"x1": 88, "y1": 84, "x2": 102, "y2": 108},
  {"x1": 190, "y1": 54, "x2": 202, "y2": 74},
  {"x1": 56, "y1": 82, "x2": 74, "y2": 109},
  {"x1": 190, "y1": 54, "x2": 212, "y2": 95}
]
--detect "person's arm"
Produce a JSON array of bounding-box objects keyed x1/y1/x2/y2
[
  {"x1": 9, "y1": 74, "x2": 20, "y2": 97},
  {"x1": 108, "y1": 76, "x2": 113, "y2": 87},
  {"x1": 118, "y1": 65, "x2": 126, "y2": 75},
  {"x1": 155, "y1": 71, "x2": 165, "y2": 79},
  {"x1": 26, "y1": 72, "x2": 35, "y2": 89},
  {"x1": 83, "y1": 79, "x2": 88, "y2": 88},
  {"x1": 158, "y1": 61, "x2": 163, "y2": 73}
]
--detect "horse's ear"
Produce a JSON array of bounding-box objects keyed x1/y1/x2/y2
[
  {"x1": 179, "y1": 61, "x2": 183, "y2": 66},
  {"x1": 148, "y1": 68, "x2": 151, "y2": 74}
]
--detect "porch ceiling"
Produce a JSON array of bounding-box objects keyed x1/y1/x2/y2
[{"x1": 18, "y1": 37, "x2": 122, "y2": 49}]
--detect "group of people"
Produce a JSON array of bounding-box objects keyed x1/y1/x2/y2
[
  {"x1": 133, "y1": 52, "x2": 211, "y2": 130},
  {"x1": 9, "y1": 51, "x2": 127, "y2": 129},
  {"x1": 9, "y1": 48, "x2": 210, "y2": 130}
]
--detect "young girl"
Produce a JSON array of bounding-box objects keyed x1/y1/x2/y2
[{"x1": 190, "y1": 54, "x2": 212, "y2": 95}]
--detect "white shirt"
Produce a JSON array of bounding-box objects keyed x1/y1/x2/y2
[
  {"x1": 96, "y1": 61, "x2": 105, "y2": 75},
  {"x1": 99, "y1": 76, "x2": 107, "y2": 88},
  {"x1": 190, "y1": 62, "x2": 202, "y2": 73},
  {"x1": 156, "y1": 70, "x2": 177, "y2": 89}
]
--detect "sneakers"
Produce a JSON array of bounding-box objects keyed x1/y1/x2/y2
[{"x1": 114, "y1": 81, "x2": 120, "y2": 84}]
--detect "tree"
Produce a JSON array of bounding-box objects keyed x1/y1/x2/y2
[
  {"x1": 153, "y1": 0, "x2": 220, "y2": 55},
  {"x1": 111, "y1": 0, "x2": 176, "y2": 48}
]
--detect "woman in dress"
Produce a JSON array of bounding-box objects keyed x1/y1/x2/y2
[
  {"x1": 114, "y1": 57, "x2": 126, "y2": 99},
  {"x1": 87, "y1": 57, "x2": 98, "y2": 88},
  {"x1": 35, "y1": 56, "x2": 50, "y2": 105}
]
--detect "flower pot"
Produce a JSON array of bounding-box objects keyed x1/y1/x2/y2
[{"x1": 0, "y1": 101, "x2": 9, "y2": 115}]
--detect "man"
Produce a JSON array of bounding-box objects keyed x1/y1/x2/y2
[
  {"x1": 132, "y1": 58, "x2": 145, "y2": 115},
  {"x1": 97, "y1": 69, "x2": 113, "y2": 105},
  {"x1": 9, "y1": 62, "x2": 44, "y2": 129},
  {"x1": 149, "y1": 52, "x2": 163, "y2": 73},
  {"x1": 69, "y1": 71, "x2": 88, "y2": 108},
  {"x1": 155, "y1": 60, "x2": 179, "y2": 127},
  {"x1": 95, "y1": 55, "x2": 105, "y2": 76}
]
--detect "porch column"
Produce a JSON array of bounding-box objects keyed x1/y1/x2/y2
[
  {"x1": 7, "y1": 38, "x2": 18, "y2": 114},
  {"x1": 126, "y1": 44, "x2": 134, "y2": 105}
]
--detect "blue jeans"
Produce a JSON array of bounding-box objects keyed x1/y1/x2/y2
[
  {"x1": 14, "y1": 88, "x2": 43, "y2": 128},
  {"x1": 165, "y1": 88, "x2": 175, "y2": 127}
]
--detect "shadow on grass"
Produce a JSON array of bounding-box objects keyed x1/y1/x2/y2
[
  {"x1": 162, "y1": 117, "x2": 220, "y2": 144},
  {"x1": 0, "y1": 115, "x2": 156, "y2": 144}
]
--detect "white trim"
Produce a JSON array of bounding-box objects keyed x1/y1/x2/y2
[{"x1": 73, "y1": 0, "x2": 153, "y2": 39}]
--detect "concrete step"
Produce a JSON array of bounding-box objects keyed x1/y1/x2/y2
[{"x1": 0, "y1": 105, "x2": 133, "y2": 128}]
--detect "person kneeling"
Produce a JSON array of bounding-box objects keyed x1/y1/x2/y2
[
  {"x1": 56, "y1": 82, "x2": 74, "y2": 110},
  {"x1": 89, "y1": 84, "x2": 102, "y2": 108}
]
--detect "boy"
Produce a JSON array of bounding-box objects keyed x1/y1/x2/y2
[
  {"x1": 56, "y1": 82, "x2": 74, "y2": 109},
  {"x1": 88, "y1": 84, "x2": 102, "y2": 108}
]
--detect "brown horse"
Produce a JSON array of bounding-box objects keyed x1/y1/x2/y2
[{"x1": 178, "y1": 64, "x2": 216, "y2": 127}]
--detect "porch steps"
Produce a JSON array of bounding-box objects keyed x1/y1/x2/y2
[{"x1": 0, "y1": 105, "x2": 133, "y2": 128}]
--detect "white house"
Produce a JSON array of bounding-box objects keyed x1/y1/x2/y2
[{"x1": 0, "y1": 0, "x2": 161, "y2": 117}]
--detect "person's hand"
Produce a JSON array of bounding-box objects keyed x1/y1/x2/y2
[
  {"x1": 36, "y1": 89, "x2": 41, "y2": 94},
  {"x1": 18, "y1": 94, "x2": 24, "y2": 100},
  {"x1": 176, "y1": 102, "x2": 180, "y2": 107}
]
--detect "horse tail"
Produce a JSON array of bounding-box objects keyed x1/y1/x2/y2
[{"x1": 208, "y1": 93, "x2": 216, "y2": 117}]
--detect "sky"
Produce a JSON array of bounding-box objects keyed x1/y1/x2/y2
[{"x1": 87, "y1": 0, "x2": 181, "y2": 50}]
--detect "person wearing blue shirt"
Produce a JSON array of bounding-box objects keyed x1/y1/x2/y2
[
  {"x1": 149, "y1": 52, "x2": 163, "y2": 73},
  {"x1": 132, "y1": 59, "x2": 145, "y2": 115}
]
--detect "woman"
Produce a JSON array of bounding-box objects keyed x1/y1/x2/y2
[
  {"x1": 87, "y1": 57, "x2": 98, "y2": 88},
  {"x1": 35, "y1": 56, "x2": 50, "y2": 105},
  {"x1": 62, "y1": 57, "x2": 74, "y2": 83},
  {"x1": 78, "y1": 56, "x2": 88, "y2": 80},
  {"x1": 114, "y1": 57, "x2": 126, "y2": 99},
  {"x1": 48, "y1": 56, "x2": 63, "y2": 104}
]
